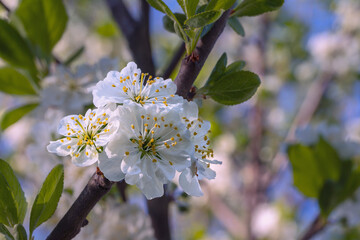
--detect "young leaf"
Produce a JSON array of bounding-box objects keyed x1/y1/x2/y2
[
  {"x1": 185, "y1": 10, "x2": 223, "y2": 29},
  {"x1": 0, "y1": 223, "x2": 14, "y2": 240},
  {"x1": 287, "y1": 144, "x2": 323, "y2": 198},
  {"x1": 232, "y1": 0, "x2": 284, "y2": 17},
  {"x1": 0, "y1": 67, "x2": 37, "y2": 95},
  {"x1": 204, "y1": 53, "x2": 227, "y2": 88},
  {"x1": 14, "y1": 224, "x2": 27, "y2": 240},
  {"x1": 147, "y1": 0, "x2": 188, "y2": 42},
  {"x1": 206, "y1": 0, "x2": 236, "y2": 11},
  {"x1": 162, "y1": 13, "x2": 186, "y2": 34},
  {"x1": 1, "y1": 103, "x2": 38, "y2": 131},
  {"x1": 176, "y1": 0, "x2": 186, "y2": 14},
  {"x1": 185, "y1": 0, "x2": 199, "y2": 17},
  {"x1": 0, "y1": 159, "x2": 27, "y2": 227},
  {"x1": 15, "y1": 0, "x2": 68, "y2": 55},
  {"x1": 228, "y1": 17, "x2": 245, "y2": 36},
  {"x1": 29, "y1": 165, "x2": 64, "y2": 236},
  {"x1": 314, "y1": 137, "x2": 341, "y2": 181},
  {"x1": 202, "y1": 71, "x2": 260, "y2": 105},
  {"x1": 226, "y1": 60, "x2": 246, "y2": 74},
  {"x1": 0, "y1": 19, "x2": 36, "y2": 70}
]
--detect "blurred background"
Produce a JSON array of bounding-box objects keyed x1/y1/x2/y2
[{"x1": 1, "y1": 0, "x2": 360, "y2": 239}]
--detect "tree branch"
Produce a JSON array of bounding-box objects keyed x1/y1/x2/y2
[
  {"x1": 106, "y1": 0, "x2": 155, "y2": 74},
  {"x1": 300, "y1": 215, "x2": 327, "y2": 240},
  {"x1": 162, "y1": 43, "x2": 185, "y2": 79},
  {"x1": 0, "y1": 0, "x2": 10, "y2": 13},
  {"x1": 46, "y1": 171, "x2": 113, "y2": 240},
  {"x1": 175, "y1": 10, "x2": 231, "y2": 98}
]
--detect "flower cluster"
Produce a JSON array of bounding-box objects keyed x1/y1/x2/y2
[{"x1": 47, "y1": 62, "x2": 220, "y2": 199}]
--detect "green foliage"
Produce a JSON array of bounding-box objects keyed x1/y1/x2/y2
[
  {"x1": 287, "y1": 137, "x2": 360, "y2": 217},
  {"x1": 0, "y1": 67, "x2": 37, "y2": 95},
  {"x1": 96, "y1": 22, "x2": 118, "y2": 38},
  {"x1": 206, "y1": 0, "x2": 236, "y2": 11},
  {"x1": 0, "y1": 19, "x2": 36, "y2": 71},
  {"x1": 1, "y1": 104, "x2": 38, "y2": 131},
  {"x1": 228, "y1": 17, "x2": 245, "y2": 36},
  {"x1": 185, "y1": 0, "x2": 199, "y2": 17},
  {"x1": 29, "y1": 165, "x2": 64, "y2": 237},
  {"x1": 162, "y1": 13, "x2": 186, "y2": 33},
  {"x1": 232, "y1": 0, "x2": 284, "y2": 17},
  {"x1": 184, "y1": 10, "x2": 223, "y2": 29},
  {"x1": 0, "y1": 223, "x2": 14, "y2": 240},
  {"x1": 14, "y1": 224, "x2": 27, "y2": 240},
  {"x1": 15, "y1": 0, "x2": 68, "y2": 56},
  {"x1": 199, "y1": 53, "x2": 259, "y2": 105},
  {"x1": 0, "y1": 159, "x2": 27, "y2": 227}
]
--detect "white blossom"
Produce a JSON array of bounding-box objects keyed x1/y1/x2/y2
[
  {"x1": 178, "y1": 101, "x2": 221, "y2": 196},
  {"x1": 99, "y1": 103, "x2": 193, "y2": 199},
  {"x1": 41, "y1": 58, "x2": 118, "y2": 113},
  {"x1": 47, "y1": 106, "x2": 118, "y2": 167},
  {"x1": 92, "y1": 62, "x2": 182, "y2": 108}
]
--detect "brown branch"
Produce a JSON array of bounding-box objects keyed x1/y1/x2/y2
[
  {"x1": 300, "y1": 215, "x2": 327, "y2": 240},
  {"x1": 174, "y1": 10, "x2": 231, "y2": 98},
  {"x1": 0, "y1": 0, "x2": 10, "y2": 13},
  {"x1": 162, "y1": 43, "x2": 185, "y2": 79},
  {"x1": 147, "y1": 190, "x2": 172, "y2": 240},
  {"x1": 46, "y1": 171, "x2": 113, "y2": 240},
  {"x1": 106, "y1": 0, "x2": 155, "y2": 74},
  {"x1": 270, "y1": 71, "x2": 333, "y2": 173},
  {"x1": 116, "y1": 180, "x2": 128, "y2": 202}
]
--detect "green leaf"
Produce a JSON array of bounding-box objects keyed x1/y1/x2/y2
[
  {"x1": 206, "y1": 0, "x2": 236, "y2": 11},
  {"x1": 185, "y1": 0, "x2": 199, "y2": 17},
  {"x1": 318, "y1": 180, "x2": 340, "y2": 217},
  {"x1": 15, "y1": 0, "x2": 68, "y2": 55},
  {"x1": 0, "y1": 223, "x2": 14, "y2": 240},
  {"x1": 228, "y1": 17, "x2": 245, "y2": 36},
  {"x1": 204, "y1": 53, "x2": 227, "y2": 88},
  {"x1": 202, "y1": 71, "x2": 260, "y2": 105},
  {"x1": 287, "y1": 144, "x2": 323, "y2": 198},
  {"x1": 226, "y1": 60, "x2": 246, "y2": 74},
  {"x1": 162, "y1": 13, "x2": 186, "y2": 33},
  {"x1": 185, "y1": 10, "x2": 223, "y2": 29},
  {"x1": 176, "y1": 0, "x2": 186, "y2": 14},
  {"x1": 314, "y1": 137, "x2": 341, "y2": 181},
  {"x1": 14, "y1": 224, "x2": 27, "y2": 240},
  {"x1": 147, "y1": 0, "x2": 188, "y2": 41},
  {"x1": 29, "y1": 165, "x2": 64, "y2": 236},
  {"x1": 0, "y1": 159, "x2": 27, "y2": 227},
  {"x1": 0, "y1": 19, "x2": 36, "y2": 70},
  {"x1": 1, "y1": 103, "x2": 38, "y2": 131},
  {"x1": 232, "y1": 0, "x2": 284, "y2": 17},
  {"x1": 0, "y1": 67, "x2": 36, "y2": 95}
]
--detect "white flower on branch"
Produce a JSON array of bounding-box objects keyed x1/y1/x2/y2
[
  {"x1": 99, "y1": 103, "x2": 193, "y2": 199},
  {"x1": 92, "y1": 62, "x2": 182, "y2": 108},
  {"x1": 47, "y1": 106, "x2": 118, "y2": 166},
  {"x1": 178, "y1": 101, "x2": 221, "y2": 196}
]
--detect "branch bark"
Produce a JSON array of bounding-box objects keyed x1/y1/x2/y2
[
  {"x1": 174, "y1": 10, "x2": 230, "y2": 98},
  {"x1": 46, "y1": 171, "x2": 113, "y2": 240},
  {"x1": 162, "y1": 43, "x2": 185, "y2": 79},
  {"x1": 300, "y1": 215, "x2": 327, "y2": 240},
  {"x1": 106, "y1": 0, "x2": 155, "y2": 74}
]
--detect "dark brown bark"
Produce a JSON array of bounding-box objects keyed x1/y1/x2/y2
[
  {"x1": 174, "y1": 10, "x2": 231, "y2": 98},
  {"x1": 300, "y1": 215, "x2": 327, "y2": 240},
  {"x1": 106, "y1": 0, "x2": 155, "y2": 75},
  {"x1": 46, "y1": 172, "x2": 113, "y2": 240}
]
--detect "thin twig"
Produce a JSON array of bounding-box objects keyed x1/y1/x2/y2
[
  {"x1": 162, "y1": 43, "x2": 185, "y2": 79},
  {"x1": 116, "y1": 180, "x2": 128, "y2": 202},
  {"x1": 0, "y1": 0, "x2": 10, "y2": 13},
  {"x1": 300, "y1": 215, "x2": 327, "y2": 240},
  {"x1": 46, "y1": 171, "x2": 113, "y2": 240}
]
